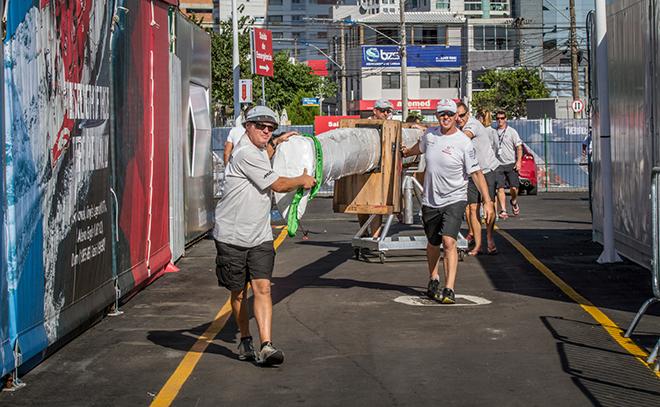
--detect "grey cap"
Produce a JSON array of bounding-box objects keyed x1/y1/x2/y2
[
  {"x1": 374, "y1": 98, "x2": 394, "y2": 110},
  {"x1": 244, "y1": 105, "x2": 279, "y2": 126}
]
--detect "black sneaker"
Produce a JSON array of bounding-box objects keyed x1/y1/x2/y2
[
  {"x1": 426, "y1": 279, "x2": 441, "y2": 301},
  {"x1": 237, "y1": 336, "x2": 256, "y2": 361},
  {"x1": 441, "y1": 287, "x2": 456, "y2": 304}
]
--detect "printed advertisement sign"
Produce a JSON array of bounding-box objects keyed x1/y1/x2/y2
[
  {"x1": 361, "y1": 45, "x2": 462, "y2": 68},
  {"x1": 314, "y1": 115, "x2": 360, "y2": 135}
]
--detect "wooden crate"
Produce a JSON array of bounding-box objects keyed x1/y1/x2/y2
[{"x1": 333, "y1": 119, "x2": 402, "y2": 214}]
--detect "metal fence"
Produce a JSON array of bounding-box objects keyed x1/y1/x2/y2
[{"x1": 509, "y1": 119, "x2": 589, "y2": 192}]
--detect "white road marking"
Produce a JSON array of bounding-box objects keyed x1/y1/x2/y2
[{"x1": 393, "y1": 294, "x2": 492, "y2": 307}]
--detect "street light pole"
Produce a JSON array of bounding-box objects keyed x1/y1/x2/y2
[
  {"x1": 399, "y1": 0, "x2": 408, "y2": 119},
  {"x1": 340, "y1": 23, "x2": 348, "y2": 115},
  {"x1": 231, "y1": 0, "x2": 240, "y2": 120},
  {"x1": 569, "y1": 0, "x2": 580, "y2": 118}
]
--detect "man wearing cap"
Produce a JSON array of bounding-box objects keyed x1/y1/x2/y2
[
  {"x1": 214, "y1": 105, "x2": 316, "y2": 366},
  {"x1": 371, "y1": 98, "x2": 394, "y2": 120},
  {"x1": 456, "y1": 102, "x2": 500, "y2": 256},
  {"x1": 494, "y1": 110, "x2": 523, "y2": 218},
  {"x1": 402, "y1": 99, "x2": 495, "y2": 304}
]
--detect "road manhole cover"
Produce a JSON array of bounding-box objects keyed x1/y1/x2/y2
[{"x1": 393, "y1": 295, "x2": 491, "y2": 307}]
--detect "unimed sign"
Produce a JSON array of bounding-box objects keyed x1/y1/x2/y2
[{"x1": 252, "y1": 28, "x2": 273, "y2": 77}]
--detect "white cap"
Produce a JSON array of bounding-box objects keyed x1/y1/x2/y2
[
  {"x1": 244, "y1": 105, "x2": 279, "y2": 126},
  {"x1": 374, "y1": 98, "x2": 394, "y2": 110},
  {"x1": 436, "y1": 99, "x2": 457, "y2": 114}
]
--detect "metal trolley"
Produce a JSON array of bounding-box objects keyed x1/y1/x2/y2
[{"x1": 352, "y1": 169, "x2": 469, "y2": 263}]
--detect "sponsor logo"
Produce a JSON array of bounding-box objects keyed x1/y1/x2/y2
[
  {"x1": 264, "y1": 170, "x2": 274, "y2": 179},
  {"x1": 442, "y1": 146, "x2": 454, "y2": 155},
  {"x1": 364, "y1": 47, "x2": 400, "y2": 63}
]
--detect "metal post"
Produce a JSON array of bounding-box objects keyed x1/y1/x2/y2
[
  {"x1": 340, "y1": 23, "x2": 348, "y2": 116},
  {"x1": 569, "y1": 0, "x2": 580, "y2": 118},
  {"x1": 403, "y1": 174, "x2": 414, "y2": 224},
  {"x1": 261, "y1": 76, "x2": 266, "y2": 105},
  {"x1": 543, "y1": 116, "x2": 549, "y2": 192},
  {"x1": 595, "y1": 0, "x2": 622, "y2": 263},
  {"x1": 399, "y1": 0, "x2": 409, "y2": 119},
  {"x1": 231, "y1": 0, "x2": 240, "y2": 120}
]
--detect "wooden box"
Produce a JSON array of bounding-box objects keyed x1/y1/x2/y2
[{"x1": 332, "y1": 119, "x2": 402, "y2": 214}]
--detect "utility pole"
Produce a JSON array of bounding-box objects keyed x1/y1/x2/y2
[
  {"x1": 231, "y1": 0, "x2": 240, "y2": 121},
  {"x1": 399, "y1": 0, "x2": 408, "y2": 119},
  {"x1": 340, "y1": 23, "x2": 348, "y2": 116},
  {"x1": 569, "y1": 0, "x2": 580, "y2": 118}
]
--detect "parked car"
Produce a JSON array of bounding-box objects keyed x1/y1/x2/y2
[{"x1": 518, "y1": 144, "x2": 538, "y2": 195}]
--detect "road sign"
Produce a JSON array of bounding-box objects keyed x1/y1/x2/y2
[
  {"x1": 302, "y1": 97, "x2": 320, "y2": 107},
  {"x1": 252, "y1": 28, "x2": 273, "y2": 77},
  {"x1": 239, "y1": 79, "x2": 252, "y2": 104},
  {"x1": 572, "y1": 99, "x2": 585, "y2": 114}
]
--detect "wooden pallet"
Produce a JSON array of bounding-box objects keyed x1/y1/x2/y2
[{"x1": 333, "y1": 119, "x2": 402, "y2": 215}]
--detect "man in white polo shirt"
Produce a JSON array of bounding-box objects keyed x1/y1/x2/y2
[
  {"x1": 402, "y1": 99, "x2": 495, "y2": 304},
  {"x1": 214, "y1": 105, "x2": 316, "y2": 366},
  {"x1": 494, "y1": 110, "x2": 523, "y2": 218}
]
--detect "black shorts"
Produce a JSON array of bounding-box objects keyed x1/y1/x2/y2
[
  {"x1": 421, "y1": 201, "x2": 467, "y2": 245},
  {"x1": 467, "y1": 171, "x2": 497, "y2": 204},
  {"x1": 496, "y1": 163, "x2": 520, "y2": 189},
  {"x1": 215, "y1": 240, "x2": 275, "y2": 291}
]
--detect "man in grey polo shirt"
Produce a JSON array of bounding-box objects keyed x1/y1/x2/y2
[
  {"x1": 402, "y1": 99, "x2": 495, "y2": 304},
  {"x1": 494, "y1": 110, "x2": 523, "y2": 218},
  {"x1": 456, "y1": 102, "x2": 500, "y2": 256},
  {"x1": 214, "y1": 106, "x2": 316, "y2": 366}
]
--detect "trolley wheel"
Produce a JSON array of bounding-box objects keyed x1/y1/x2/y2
[
  {"x1": 379, "y1": 252, "x2": 386, "y2": 264},
  {"x1": 354, "y1": 248, "x2": 361, "y2": 260},
  {"x1": 458, "y1": 250, "x2": 465, "y2": 262}
]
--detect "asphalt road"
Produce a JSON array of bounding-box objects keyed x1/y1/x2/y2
[{"x1": 2, "y1": 192, "x2": 659, "y2": 406}]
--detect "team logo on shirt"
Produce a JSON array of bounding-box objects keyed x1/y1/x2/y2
[
  {"x1": 442, "y1": 146, "x2": 455, "y2": 155},
  {"x1": 264, "y1": 170, "x2": 274, "y2": 179},
  {"x1": 469, "y1": 148, "x2": 477, "y2": 159}
]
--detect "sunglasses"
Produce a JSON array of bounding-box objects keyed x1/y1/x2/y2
[
  {"x1": 253, "y1": 122, "x2": 277, "y2": 132},
  {"x1": 496, "y1": 117, "x2": 506, "y2": 120},
  {"x1": 436, "y1": 111, "x2": 455, "y2": 118},
  {"x1": 458, "y1": 112, "x2": 468, "y2": 118},
  {"x1": 377, "y1": 108, "x2": 392, "y2": 113}
]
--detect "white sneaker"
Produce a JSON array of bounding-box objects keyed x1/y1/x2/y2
[{"x1": 256, "y1": 342, "x2": 284, "y2": 366}]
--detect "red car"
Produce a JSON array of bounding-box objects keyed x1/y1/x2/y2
[{"x1": 517, "y1": 144, "x2": 538, "y2": 195}]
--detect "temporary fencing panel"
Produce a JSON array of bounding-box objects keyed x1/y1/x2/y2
[
  {"x1": 3, "y1": 1, "x2": 115, "y2": 367},
  {"x1": 111, "y1": 0, "x2": 172, "y2": 292},
  {"x1": 509, "y1": 119, "x2": 589, "y2": 191},
  {"x1": 175, "y1": 13, "x2": 214, "y2": 244}
]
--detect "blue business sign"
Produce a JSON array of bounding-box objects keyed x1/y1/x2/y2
[
  {"x1": 302, "y1": 97, "x2": 320, "y2": 106},
  {"x1": 361, "y1": 45, "x2": 462, "y2": 68}
]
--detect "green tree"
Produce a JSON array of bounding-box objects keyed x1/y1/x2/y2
[
  {"x1": 472, "y1": 68, "x2": 549, "y2": 118},
  {"x1": 210, "y1": 14, "x2": 337, "y2": 123}
]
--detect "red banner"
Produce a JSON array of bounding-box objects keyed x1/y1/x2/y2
[
  {"x1": 314, "y1": 115, "x2": 360, "y2": 135},
  {"x1": 358, "y1": 99, "x2": 456, "y2": 111},
  {"x1": 253, "y1": 28, "x2": 273, "y2": 77}
]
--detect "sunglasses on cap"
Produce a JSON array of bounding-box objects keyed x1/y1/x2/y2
[
  {"x1": 436, "y1": 111, "x2": 456, "y2": 117},
  {"x1": 252, "y1": 122, "x2": 278, "y2": 132}
]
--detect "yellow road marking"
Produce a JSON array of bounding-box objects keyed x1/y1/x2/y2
[
  {"x1": 150, "y1": 227, "x2": 289, "y2": 406},
  {"x1": 496, "y1": 227, "x2": 660, "y2": 378}
]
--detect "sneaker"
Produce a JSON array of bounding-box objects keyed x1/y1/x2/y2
[
  {"x1": 426, "y1": 279, "x2": 442, "y2": 301},
  {"x1": 238, "y1": 336, "x2": 256, "y2": 361},
  {"x1": 257, "y1": 342, "x2": 284, "y2": 366},
  {"x1": 441, "y1": 287, "x2": 456, "y2": 304}
]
